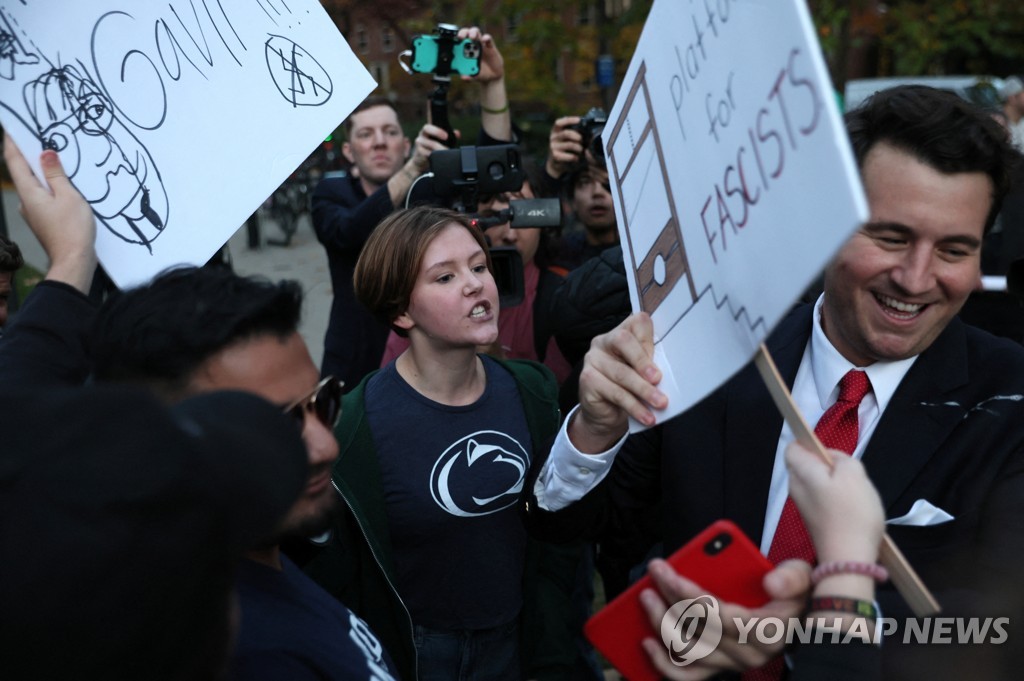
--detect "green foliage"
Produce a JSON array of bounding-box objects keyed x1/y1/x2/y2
[
  {"x1": 813, "y1": 0, "x2": 851, "y2": 60},
  {"x1": 427, "y1": 0, "x2": 653, "y2": 115},
  {"x1": 809, "y1": 0, "x2": 1024, "y2": 78},
  {"x1": 878, "y1": 0, "x2": 1024, "y2": 75}
]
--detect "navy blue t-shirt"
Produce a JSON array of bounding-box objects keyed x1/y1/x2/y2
[
  {"x1": 366, "y1": 356, "x2": 532, "y2": 630},
  {"x1": 230, "y1": 556, "x2": 400, "y2": 680}
]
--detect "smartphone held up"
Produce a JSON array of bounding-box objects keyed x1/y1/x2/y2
[
  {"x1": 584, "y1": 520, "x2": 772, "y2": 681},
  {"x1": 410, "y1": 23, "x2": 481, "y2": 78}
]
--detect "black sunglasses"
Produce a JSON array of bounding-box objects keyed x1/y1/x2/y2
[{"x1": 283, "y1": 376, "x2": 343, "y2": 431}]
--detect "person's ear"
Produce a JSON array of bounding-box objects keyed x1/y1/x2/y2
[
  {"x1": 342, "y1": 142, "x2": 355, "y2": 164},
  {"x1": 393, "y1": 310, "x2": 414, "y2": 332},
  {"x1": 402, "y1": 137, "x2": 411, "y2": 158}
]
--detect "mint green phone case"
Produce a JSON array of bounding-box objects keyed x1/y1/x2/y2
[{"x1": 411, "y1": 35, "x2": 481, "y2": 76}]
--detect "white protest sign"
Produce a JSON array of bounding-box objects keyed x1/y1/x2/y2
[
  {"x1": 604, "y1": 0, "x2": 868, "y2": 430},
  {"x1": 0, "y1": 0, "x2": 375, "y2": 288}
]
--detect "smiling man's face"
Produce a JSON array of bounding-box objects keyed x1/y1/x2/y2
[{"x1": 821, "y1": 141, "x2": 991, "y2": 366}]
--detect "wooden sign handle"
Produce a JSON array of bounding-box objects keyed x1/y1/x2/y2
[{"x1": 753, "y1": 344, "x2": 941, "y2": 617}]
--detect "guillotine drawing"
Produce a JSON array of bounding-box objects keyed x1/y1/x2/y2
[{"x1": 606, "y1": 62, "x2": 697, "y2": 327}]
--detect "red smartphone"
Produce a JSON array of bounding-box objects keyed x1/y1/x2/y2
[{"x1": 584, "y1": 520, "x2": 773, "y2": 681}]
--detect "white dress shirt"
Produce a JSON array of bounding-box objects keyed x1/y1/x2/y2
[
  {"x1": 758, "y1": 295, "x2": 916, "y2": 552},
  {"x1": 536, "y1": 295, "x2": 919, "y2": 555}
]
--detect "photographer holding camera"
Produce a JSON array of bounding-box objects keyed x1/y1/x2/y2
[
  {"x1": 311, "y1": 26, "x2": 513, "y2": 390},
  {"x1": 542, "y1": 110, "x2": 620, "y2": 270}
]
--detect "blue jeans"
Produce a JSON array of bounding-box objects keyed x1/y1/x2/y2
[{"x1": 413, "y1": 619, "x2": 521, "y2": 681}]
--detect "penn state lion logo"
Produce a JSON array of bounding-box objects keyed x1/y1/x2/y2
[{"x1": 430, "y1": 430, "x2": 529, "y2": 517}]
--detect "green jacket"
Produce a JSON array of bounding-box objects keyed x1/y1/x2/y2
[{"x1": 302, "y1": 358, "x2": 584, "y2": 681}]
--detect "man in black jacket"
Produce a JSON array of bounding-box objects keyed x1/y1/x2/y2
[
  {"x1": 0, "y1": 137, "x2": 402, "y2": 681},
  {"x1": 532, "y1": 86, "x2": 1022, "y2": 680}
]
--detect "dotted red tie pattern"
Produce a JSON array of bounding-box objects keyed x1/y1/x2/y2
[
  {"x1": 768, "y1": 369, "x2": 871, "y2": 566},
  {"x1": 743, "y1": 370, "x2": 871, "y2": 681}
]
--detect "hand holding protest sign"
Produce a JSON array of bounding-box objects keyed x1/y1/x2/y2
[{"x1": 0, "y1": 1, "x2": 375, "y2": 287}]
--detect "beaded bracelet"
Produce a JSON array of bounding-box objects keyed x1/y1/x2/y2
[
  {"x1": 808, "y1": 596, "x2": 879, "y2": 620},
  {"x1": 811, "y1": 560, "x2": 889, "y2": 585}
]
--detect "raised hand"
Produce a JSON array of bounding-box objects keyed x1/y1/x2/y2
[
  {"x1": 571, "y1": 312, "x2": 666, "y2": 452},
  {"x1": 4, "y1": 133, "x2": 96, "y2": 293},
  {"x1": 546, "y1": 116, "x2": 584, "y2": 179}
]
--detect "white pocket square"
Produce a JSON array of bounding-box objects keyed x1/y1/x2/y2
[{"x1": 886, "y1": 499, "x2": 954, "y2": 527}]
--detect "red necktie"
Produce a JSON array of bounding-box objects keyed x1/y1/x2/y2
[
  {"x1": 767, "y1": 369, "x2": 871, "y2": 565},
  {"x1": 743, "y1": 369, "x2": 871, "y2": 681}
]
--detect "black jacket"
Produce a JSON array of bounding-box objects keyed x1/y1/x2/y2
[
  {"x1": 529, "y1": 304, "x2": 1024, "y2": 680},
  {"x1": 311, "y1": 172, "x2": 396, "y2": 387}
]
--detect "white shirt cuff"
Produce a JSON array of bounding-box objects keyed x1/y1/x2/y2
[{"x1": 533, "y1": 405, "x2": 627, "y2": 511}]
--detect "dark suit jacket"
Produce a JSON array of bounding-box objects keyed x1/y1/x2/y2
[
  {"x1": 529, "y1": 304, "x2": 1024, "y2": 679},
  {"x1": 310, "y1": 172, "x2": 396, "y2": 387}
]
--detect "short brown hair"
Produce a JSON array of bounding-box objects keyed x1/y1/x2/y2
[
  {"x1": 344, "y1": 96, "x2": 400, "y2": 137},
  {"x1": 354, "y1": 207, "x2": 491, "y2": 336},
  {"x1": 846, "y1": 85, "x2": 1016, "y2": 234}
]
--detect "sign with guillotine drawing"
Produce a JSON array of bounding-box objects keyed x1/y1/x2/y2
[
  {"x1": 602, "y1": 0, "x2": 940, "y2": 622},
  {"x1": 604, "y1": 0, "x2": 868, "y2": 428}
]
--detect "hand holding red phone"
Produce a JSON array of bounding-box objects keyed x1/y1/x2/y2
[
  {"x1": 584, "y1": 520, "x2": 812, "y2": 681},
  {"x1": 638, "y1": 557, "x2": 812, "y2": 680}
]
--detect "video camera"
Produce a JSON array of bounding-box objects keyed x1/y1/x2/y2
[
  {"x1": 401, "y1": 25, "x2": 562, "y2": 307},
  {"x1": 429, "y1": 145, "x2": 562, "y2": 308},
  {"x1": 572, "y1": 107, "x2": 608, "y2": 162}
]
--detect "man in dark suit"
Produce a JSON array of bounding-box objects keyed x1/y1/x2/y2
[{"x1": 531, "y1": 86, "x2": 1022, "y2": 679}]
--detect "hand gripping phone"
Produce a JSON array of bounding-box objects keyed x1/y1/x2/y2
[{"x1": 584, "y1": 520, "x2": 773, "y2": 681}]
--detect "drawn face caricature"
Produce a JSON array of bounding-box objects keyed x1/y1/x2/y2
[{"x1": 24, "y1": 65, "x2": 168, "y2": 252}]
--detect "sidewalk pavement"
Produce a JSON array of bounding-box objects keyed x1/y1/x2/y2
[
  {"x1": 3, "y1": 188, "x2": 332, "y2": 367},
  {"x1": 225, "y1": 212, "x2": 332, "y2": 368}
]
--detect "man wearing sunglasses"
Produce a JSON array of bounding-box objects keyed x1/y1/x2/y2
[
  {"x1": 0, "y1": 138, "x2": 400, "y2": 680},
  {"x1": 90, "y1": 266, "x2": 344, "y2": 550}
]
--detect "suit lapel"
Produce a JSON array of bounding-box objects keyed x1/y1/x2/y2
[
  {"x1": 861, "y1": 318, "x2": 970, "y2": 511},
  {"x1": 723, "y1": 306, "x2": 814, "y2": 542}
]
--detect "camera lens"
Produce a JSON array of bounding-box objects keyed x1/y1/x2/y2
[
  {"x1": 487, "y1": 162, "x2": 506, "y2": 181},
  {"x1": 704, "y1": 532, "x2": 733, "y2": 556}
]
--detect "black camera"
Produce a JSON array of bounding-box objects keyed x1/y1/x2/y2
[
  {"x1": 475, "y1": 199, "x2": 562, "y2": 308},
  {"x1": 430, "y1": 145, "x2": 525, "y2": 209},
  {"x1": 429, "y1": 145, "x2": 562, "y2": 307},
  {"x1": 572, "y1": 107, "x2": 608, "y2": 162},
  {"x1": 488, "y1": 247, "x2": 525, "y2": 308}
]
